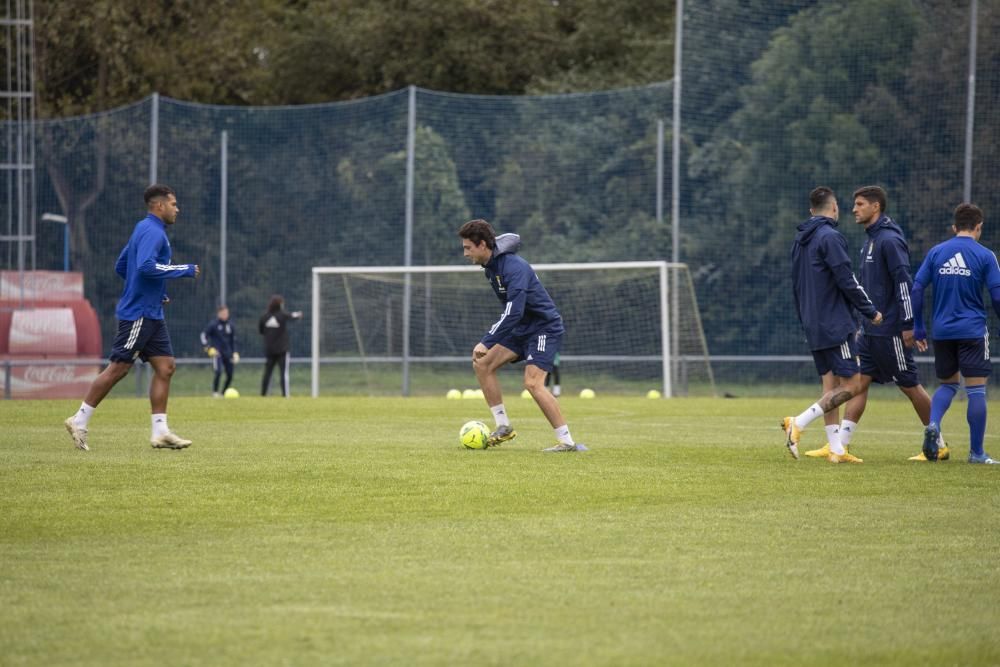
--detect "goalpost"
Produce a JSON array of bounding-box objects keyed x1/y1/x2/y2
[{"x1": 310, "y1": 261, "x2": 714, "y2": 398}]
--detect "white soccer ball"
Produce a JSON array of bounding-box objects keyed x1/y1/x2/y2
[
  {"x1": 579, "y1": 388, "x2": 596, "y2": 399},
  {"x1": 446, "y1": 389, "x2": 462, "y2": 400},
  {"x1": 224, "y1": 387, "x2": 240, "y2": 399},
  {"x1": 646, "y1": 389, "x2": 661, "y2": 399},
  {"x1": 459, "y1": 420, "x2": 490, "y2": 450}
]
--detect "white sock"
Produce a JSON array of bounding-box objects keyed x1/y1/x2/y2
[
  {"x1": 795, "y1": 403, "x2": 824, "y2": 430},
  {"x1": 490, "y1": 404, "x2": 510, "y2": 428},
  {"x1": 824, "y1": 424, "x2": 840, "y2": 448},
  {"x1": 554, "y1": 424, "x2": 573, "y2": 445},
  {"x1": 937, "y1": 432, "x2": 946, "y2": 448},
  {"x1": 152, "y1": 413, "x2": 169, "y2": 437},
  {"x1": 553, "y1": 384, "x2": 561, "y2": 397},
  {"x1": 840, "y1": 420, "x2": 857, "y2": 448},
  {"x1": 829, "y1": 440, "x2": 846, "y2": 455},
  {"x1": 74, "y1": 402, "x2": 95, "y2": 428}
]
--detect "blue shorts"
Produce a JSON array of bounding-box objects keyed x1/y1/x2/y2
[
  {"x1": 109, "y1": 318, "x2": 174, "y2": 363},
  {"x1": 491, "y1": 329, "x2": 562, "y2": 372},
  {"x1": 932, "y1": 337, "x2": 992, "y2": 379},
  {"x1": 858, "y1": 334, "x2": 920, "y2": 387},
  {"x1": 812, "y1": 337, "x2": 859, "y2": 378}
]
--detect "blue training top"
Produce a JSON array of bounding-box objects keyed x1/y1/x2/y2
[
  {"x1": 912, "y1": 236, "x2": 1000, "y2": 340},
  {"x1": 114, "y1": 214, "x2": 197, "y2": 321}
]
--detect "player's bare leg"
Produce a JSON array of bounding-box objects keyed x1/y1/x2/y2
[
  {"x1": 526, "y1": 365, "x2": 586, "y2": 452},
  {"x1": 148, "y1": 356, "x2": 191, "y2": 449},
  {"x1": 65, "y1": 360, "x2": 132, "y2": 451},
  {"x1": 806, "y1": 372, "x2": 847, "y2": 457},
  {"x1": 84, "y1": 361, "x2": 132, "y2": 408},
  {"x1": 525, "y1": 364, "x2": 565, "y2": 429},
  {"x1": 473, "y1": 343, "x2": 519, "y2": 446}
]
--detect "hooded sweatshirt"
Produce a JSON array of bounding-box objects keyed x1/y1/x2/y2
[
  {"x1": 857, "y1": 215, "x2": 914, "y2": 336},
  {"x1": 480, "y1": 233, "x2": 564, "y2": 347},
  {"x1": 791, "y1": 215, "x2": 878, "y2": 350}
]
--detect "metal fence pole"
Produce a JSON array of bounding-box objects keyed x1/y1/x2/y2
[
  {"x1": 401, "y1": 85, "x2": 416, "y2": 396},
  {"x1": 963, "y1": 0, "x2": 978, "y2": 202},
  {"x1": 149, "y1": 92, "x2": 159, "y2": 185},
  {"x1": 671, "y1": 0, "x2": 684, "y2": 395},
  {"x1": 220, "y1": 130, "x2": 228, "y2": 306}
]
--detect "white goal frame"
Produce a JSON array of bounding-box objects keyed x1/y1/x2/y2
[{"x1": 311, "y1": 261, "x2": 692, "y2": 398}]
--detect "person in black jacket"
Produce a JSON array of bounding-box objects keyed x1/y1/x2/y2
[
  {"x1": 781, "y1": 187, "x2": 882, "y2": 463},
  {"x1": 259, "y1": 294, "x2": 302, "y2": 397}
]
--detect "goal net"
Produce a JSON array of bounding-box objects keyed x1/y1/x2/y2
[{"x1": 310, "y1": 261, "x2": 715, "y2": 397}]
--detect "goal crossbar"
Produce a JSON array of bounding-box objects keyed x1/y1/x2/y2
[{"x1": 311, "y1": 261, "x2": 692, "y2": 397}]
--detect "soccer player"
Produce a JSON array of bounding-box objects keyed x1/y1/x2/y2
[
  {"x1": 201, "y1": 304, "x2": 240, "y2": 397},
  {"x1": 459, "y1": 219, "x2": 586, "y2": 452},
  {"x1": 64, "y1": 184, "x2": 199, "y2": 451},
  {"x1": 804, "y1": 186, "x2": 948, "y2": 461},
  {"x1": 909, "y1": 203, "x2": 1000, "y2": 464},
  {"x1": 782, "y1": 187, "x2": 882, "y2": 463}
]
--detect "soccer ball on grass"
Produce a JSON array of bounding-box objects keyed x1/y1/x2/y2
[{"x1": 459, "y1": 420, "x2": 490, "y2": 450}]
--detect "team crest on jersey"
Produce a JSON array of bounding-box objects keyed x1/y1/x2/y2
[
  {"x1": 495, "y1": 275, "x2": 506, "y2": 294},
  {"x1": 865, "y1": 241, "x2": 875, "y2": 263}
]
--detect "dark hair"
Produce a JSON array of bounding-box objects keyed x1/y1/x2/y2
[
  {"x1": 267, "y1": 294, "x2": 284, "y2": 313},
  {"x1": 853, "y1": 185, "x2": 887, "y2": 214},
  {"x1": 457, "y1": 219, "x2": 496, "y2": 250},
  {"x1": 809, "y1": 186, "x2": 836, "y2": 211},
  {"x1": 954, "y1": 203, "x2": 984, "y2": 231},
  {"x1": 144, "y1": 184, "x2": 175, "y2": 206},
  {"x1": 217, "y1": 304, "x2": 228, "y2": 312}
]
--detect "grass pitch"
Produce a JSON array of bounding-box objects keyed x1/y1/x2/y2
[{"x1": 2, "y1": 393, "x2": 999, "y2": 666}]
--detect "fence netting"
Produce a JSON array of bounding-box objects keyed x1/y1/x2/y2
[{"x1": 2, "y1": 0, "x2": 997, "y2": 394}]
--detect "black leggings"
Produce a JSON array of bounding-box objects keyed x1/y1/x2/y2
[
  {"x1": 261, "y1": 352, "x2": 290, "y2": 396},
  {"x1": 212, "y1": 356, "x2": 234, "y2": 393}
]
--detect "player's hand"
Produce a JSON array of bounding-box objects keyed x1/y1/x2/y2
[
  {"x1": 162, "y1": 296, "x2": 171, "y2": 305},
  {"x1": 912, "y1": 325, "x2": 928, "y2": 352},
  {"x1": 194, "y1": 264, "x2": 201, "y2": 277},
  {"x1": 871, "y1": 311, "x2": 883, "y2": 326},
  {"x1": 901, "y1": 329, "x2": 915, "y2": 349},
  {"x1": 915, "y1": 339, "x2": 928, "y2": 352},
  {"x1": 291, "y1": 311, "x2": 303, "y2": 319},
  {"x1": 472, "y1": 342, "x2": 488, "y2": 361},
  {"x1": 205, "y1": 346, "x2": 218, "y2": 358},
  {"x1": 232, "y1": 352, "x2": 240, "y2": 364}
]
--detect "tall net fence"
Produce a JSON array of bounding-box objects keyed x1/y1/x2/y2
[{"x1": 2, "y1": 0, "x2": 998, "y2": 396}]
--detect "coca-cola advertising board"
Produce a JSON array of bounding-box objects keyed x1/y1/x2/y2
[
  {"x1": 0, "y1": 271, "x2": 84, "y2": 301},
  {"x1": 10, "y1": 363, "x2": 100, "y2": 399},
  {"x1": 8, "y1": 308, "x2": 78, "y2": 355}
]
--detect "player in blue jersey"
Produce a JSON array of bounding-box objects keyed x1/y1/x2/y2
[
  {"x1": 782, "y1": 187, "x2": 882, "y2": 463},
  {"x1": 459, "y1": 219, "x2": 586, "y2": 452},
  {"x1": 804, "y1": 186, "x2": 948, "y2": 461},
  {"x1": 201, "y1": 305, "x2": 240, "y2": 397},
  {"x1": 64, "y1": 184, "x2": 200, "y2": 451},
  {"x1": 909, "y1": 203, "x2": 1000, "y2": 464}
]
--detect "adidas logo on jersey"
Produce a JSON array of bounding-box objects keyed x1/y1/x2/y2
[{"x1": 939, "y1": 252, "x2": 971, "y2": 276}]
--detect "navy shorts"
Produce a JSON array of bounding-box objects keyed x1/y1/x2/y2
[
  {"x1": 491, "y1": 329, "x2": 562, "y2": 372},
  {"x1": 858, "y1": 334, "x2": 920, "y2": 387},
  {"x1": 932, "y1": 336, "x2": 992, "y2": 379},
  {"x1": 812, "y1": 336, "x2": 859, "y2": 378},
  {"x1": 109, "y1": 318, "x2": 174, "y2": 363}
]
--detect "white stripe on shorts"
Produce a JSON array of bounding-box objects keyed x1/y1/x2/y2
[
  {"x1": 893, "y1": 336, "x2": 906, "y2": 371},
  {"x1": 125, "y1": 317, "x2": 144, "y2": 350}
]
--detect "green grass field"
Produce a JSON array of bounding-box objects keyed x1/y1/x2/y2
[{"x1": 2, "y1": 393, "x2": 999, "y2": 666}]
